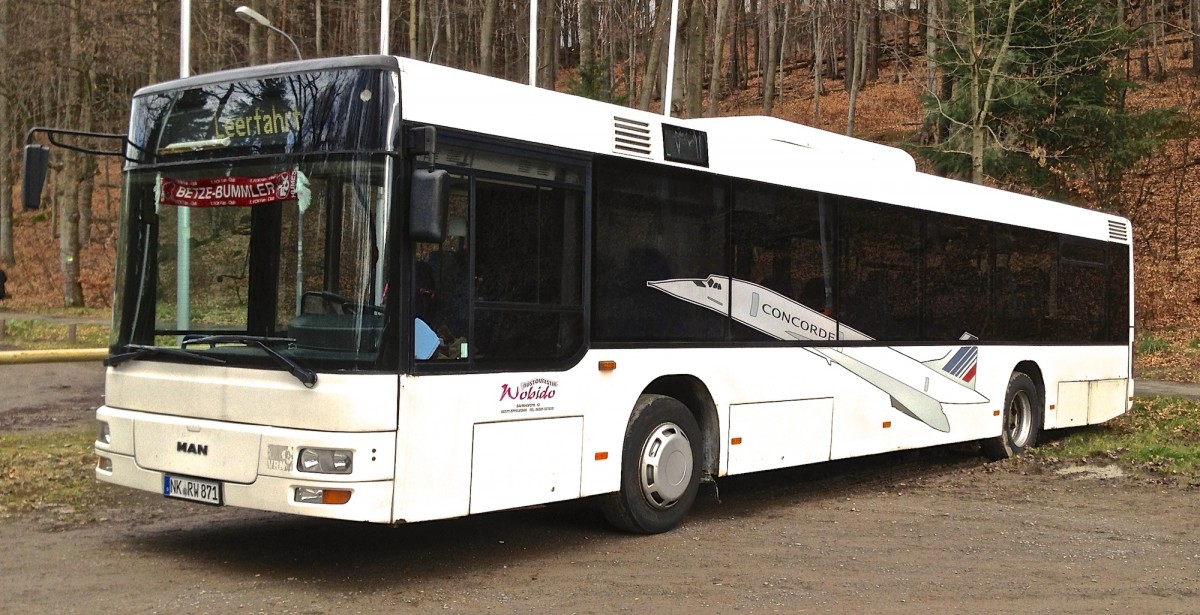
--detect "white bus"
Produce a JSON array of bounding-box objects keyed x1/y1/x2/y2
[{"x1": 28, "y1": 56, "x2": 1133, "y2": 533}]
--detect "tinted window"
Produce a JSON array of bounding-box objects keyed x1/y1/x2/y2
[
  {"x1": 732, "y1": 181, "x2": 835, "y2": 341},
  {"x1": 838, "y1": 198, "x2": 922, "y2": 341},
  {"x1": 923, "y1": 215, "x2": 991, "y2": 340},
  {"x1": 593, "y1": 157, "x2": 728, "y2": 342},
  {"x1": 993, "y1": 226, "x2": 1054, "y2": 341},
  {"x1": 417, "y1": 146, "x2": 585, "y2": 367},
  {"x1": 1108, "y1": 246, "x2": 1131, "y2": 341},
  {"x1": 1050, "y1": 237, "x2": 1109, "y2": 342}
]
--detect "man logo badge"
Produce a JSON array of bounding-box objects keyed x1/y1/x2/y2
[{"x1": 177, "y1": 441, "x2": 209, "y2": 456}]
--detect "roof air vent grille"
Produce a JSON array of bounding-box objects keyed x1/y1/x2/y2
[
  {"x1": 613, "y1": 116, "x2": 653, "y2": 158},
  {"x1": 1107, "y1": 220, "x2": 1130, "y2": 242}
]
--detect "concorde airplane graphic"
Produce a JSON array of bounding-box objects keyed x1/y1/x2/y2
[{"x1": 646, "y1": 275, "x2": 990, "y2": 432}]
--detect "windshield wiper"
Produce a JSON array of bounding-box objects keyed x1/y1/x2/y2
[
  {"x1": 181, "y1": 335, "x2": 318, "y2": 388},
  {"x1": 105, "y1": 344, "x2": 228, "y2": 368}
]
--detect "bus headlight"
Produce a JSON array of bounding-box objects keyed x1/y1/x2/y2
[
  {"x1": 297, "y1": 448, "x2": 353, "y2": 474},
  {"x1": 97, "y1": 421, "x2": 111, "y2": 445}
]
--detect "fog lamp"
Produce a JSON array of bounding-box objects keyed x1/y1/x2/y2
[
  {"x1": 297, "y1": 448, "x2": 353, "y2": 474},
  {"x1": 294, "y1": 487, "x2": 352, "y2": 505},
  {"x1": 97, "y1": 456, "x2": 113, "y2": 472}
]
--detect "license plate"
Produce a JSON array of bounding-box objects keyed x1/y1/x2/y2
[{"x1": 163, "y1": 474, "x2": 223, "y2": 506}]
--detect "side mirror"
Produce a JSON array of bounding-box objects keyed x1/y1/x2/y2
[
  {"x1": 22, "y1": 144, "x2": 50, "y2": 211},
  {"x1": 409, "y1": 168, "x2": 449, "y2": 243}
]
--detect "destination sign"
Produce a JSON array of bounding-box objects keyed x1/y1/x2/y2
[{"x1": 130, "y1": 66, "x2": 394, "y2": 162}]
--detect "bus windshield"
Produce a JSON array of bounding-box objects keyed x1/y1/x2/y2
[{"x1": 111, "y1": 153, "x2": 396, "y2": 374}]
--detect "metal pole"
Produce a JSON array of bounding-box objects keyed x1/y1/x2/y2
[
  {"x1": 178, "y1": 0, "x2": 191, "y2": 331},
  {"x1": 529, "y1": 0, "x2": 538, "y2": 86},
  {"x1": 380, "y1": 0, "x2": 390, "y2": 55},
  {"x1": 180, "y1": 0, "x2": 191, "y2": 78},
  {"x1": 663, "y1": 0, "x2": 680, "y2": 117}
]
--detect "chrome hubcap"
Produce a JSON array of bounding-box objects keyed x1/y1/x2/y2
[
  {"x1": 638, "y1": 422, "x2": 693, "y2": 509},
  {"x1": 1007, "y1": 390, "x2": 1033, "y2": 447}
]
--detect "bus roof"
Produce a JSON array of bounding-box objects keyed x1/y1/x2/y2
[{"x1": 396, "y1": 57, "x2": 1130, "y2": 245}]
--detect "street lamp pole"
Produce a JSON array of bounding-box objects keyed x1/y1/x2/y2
[{"x1": 235, "y1": 5, "x2": 303, "y2": 61}]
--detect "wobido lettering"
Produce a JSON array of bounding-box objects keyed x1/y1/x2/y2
[{"x1": 498, "y1": 382, "x2": 557, "y2": 402}]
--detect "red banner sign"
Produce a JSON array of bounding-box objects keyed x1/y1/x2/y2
[{"x1": 159, "y1": 170, "x2": 298, "y2": 208}]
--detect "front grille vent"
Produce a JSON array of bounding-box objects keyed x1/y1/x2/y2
[{"x1": 613, "y1": 116, "x2": 653, "y2": 158}]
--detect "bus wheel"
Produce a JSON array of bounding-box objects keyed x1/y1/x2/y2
[
  {"x1": 982, "y1": 372, "x2": 1042, "y2": 460},
  {"x1": 601, "y1": 394, "x2": 701, "y2": 534}
]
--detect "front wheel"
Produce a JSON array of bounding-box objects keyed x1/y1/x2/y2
[
  {"x1": 601, "y1": 394, "x2": 702, "y2": 534},
  {"x1": 982, "y1": 372, "x2": 1042, "y2": 460}
]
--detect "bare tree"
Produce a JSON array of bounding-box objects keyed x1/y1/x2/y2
[
  {"x1": 58, "y1": 0, "x2": 86, "y2": 306},
  {"x1": 578, "y1": 0, "x2": 594, "y2": 68},
  {"x1": 1193, "y1": 0, "x2": 1200, "y2": 75},
  {"x1": 481, "y1": 0, "x2": 498, "y2": 74},
  {"x1": 762, "y1": 0, "x2": 779, "y2": 115},
  {"x1": 707, "y1": 0, "x2": 732, "y2": 117},
  {"x1": 0, "y1": 0, "x2": 13, "y2": 266},
  {"x1": 539, "y1": 0, "x2": 559, "y2": 89},
  {"x1": 811, "y1": 0, "x2": 829, "y2": 123},
  {"x1": 683, "y1": 0, "x2": 707, "y2": 117},
  {"x1": 638, "y1": 0, "x2": 672, "y2": 110},
  {"x1": 846, "y1": 0, "x2": 868, "y2": 135}
]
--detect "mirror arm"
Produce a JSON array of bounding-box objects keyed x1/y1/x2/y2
[{"x1": 25, "y1": 126, "x2": 146, "y2": 163}]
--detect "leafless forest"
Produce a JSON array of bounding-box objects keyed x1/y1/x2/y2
[{"x1": 1, "y1": 0, "x2": 1198, "y2": 337}]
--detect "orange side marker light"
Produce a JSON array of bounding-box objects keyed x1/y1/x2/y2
[{"x1": 323, "y1": 489, "x2": 352, "y2": 505}]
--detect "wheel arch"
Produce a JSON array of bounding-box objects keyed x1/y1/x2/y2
[{"x1": 643, "y1": 375, "x2": 719, "y2": 481}]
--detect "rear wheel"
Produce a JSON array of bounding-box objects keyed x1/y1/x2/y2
[
  {"x1": 601, "y1": 394, "x2": 701, "y2": 534},
  {"x1": 982, "y1": 372, "x2": 1042, "y2": 460}
]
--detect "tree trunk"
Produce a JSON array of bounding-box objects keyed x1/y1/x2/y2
[
  {"x1": 578, "y1": 0, "x2": 594, "y2": 68},
  {"x1": 639, "y1": 0, "x2": 672, "y2": 110},
  {"x1": 480, "y1": 0, "x2": 497, "y2": 74},
  {"x1": 684, "y1": 0, "x2": 706, "y2": 118},
  {"x1": 812, "y1": 0, "x2": 825, "y2": 124},
  {"x1": 762, "y1": 0, "x2": 778, "y2": 115},
  {"x1": 1193, "y1": 0, "x2": 1200, "y2": 75},
  {"x1": 539, "y1": 0, "x2": 558, "y2": 89},
  {"x1": 866, "y1": 0, "x2": 879, "y2": 82},
  {"x1": 246, "y1": 0, "x2": 264, "y2": 64},
  {"x1": 707, "y1": 0, "x2": 732, "y2": 117},
  {"x1": 61, "y1": 0, "x2": 85, "y2": 307},
  {"x1": 0, "y1": 0, "x2": 13, "y2": 267},
  {"x1": 969, "y1": 0, "x2": 1021, "y2": 184},
  {"x1": 77, "y1": 56, "x2": 96, "y2": 246},
  {"x1": 409, "y1": 0, "x2": 418, "y2": 58},
  {"x1": 846, "y1": 2, "x2": 867, "y2": 136},
  {"x1": 356, "y1": 0, "x2": 370, "y2": 55},
  {"x1": 730, "y1": 1, "x2": 744, "y2": 89},
  {"x1": 843, "y1": 0, "x2": 855, "y2": 86},
  {"x1": 927, "y1": 0, "x2": 938, "y2": 95}
]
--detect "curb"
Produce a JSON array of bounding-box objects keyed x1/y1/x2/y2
[{"x1": 0, "y1": 348, "x2": 108, "y2": 364}]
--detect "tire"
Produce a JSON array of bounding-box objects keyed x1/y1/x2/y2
[
  {"x1": 982, "y1": 372, "x2": 1043, "y2": 460},
  {"x1": 601, "y1": 394, "x2": 702, "y2": 534}
]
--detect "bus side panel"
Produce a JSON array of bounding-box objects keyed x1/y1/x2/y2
[
  {"x1": 826, "y1": 344, "x2": 996, "y2": 461},
  {"x1": 469, "y1": 417, "x2": 584, "y2": 514},
  {"x1": 726, "y1": 399, "x2": 833, "y2": 474},
  {"x1": 1029, "y1": 346, "x2": 1130, "y2": 429},
  {"x1": 394, "y1": 370, "x2": 604, "y2": 523}
]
